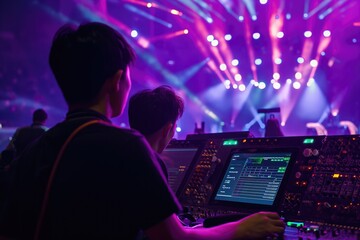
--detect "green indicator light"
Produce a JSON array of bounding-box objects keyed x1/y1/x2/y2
[
  {"x1": 286, "y1": 221, "x2": 304, "y2": 228},
  {"x1": 303, "y1": 138, "x2": 314, "y2": 144},
  {"x1": 223, "y1": 140, "x2": 238, "y2": 146}
]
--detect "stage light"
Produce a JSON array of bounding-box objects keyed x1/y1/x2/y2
[
  {"x1": 273, "y1": 82, "x2": 281, "y2": 89},
  {"x1": 167, "y1": 60, "x2": 174, "y2": 65},
  {"x1": 321, "y1": 51, "x2": 326, "y2": 56},
  {"x1": 255, "y1": 58, "x2": 262, "y2": 65},
  {"x1": 295, "y1": 72, "x2": 302, "y2": 80},
  {"x1": 211, "y1": 39, "x2": 219, "y2": 46},
  {"x1": 233, "y1": 84, "x2": 238, "y2": 89},
  {"x1": 224, "y1": 34, "x2": 232, "y2": 41},
  {"x1": 207, "y1": 35, "x2": 214, "y2": 42},
  {"x1": 253, "y1": 32, "x2": 260, "y2": 39},
  {"x1": 252, "y1": 15, "x2": 257, "y2": 21},
  {"x1": 276, "y1": 32, "x2": 284, "y2": 38},
  {"x1": 259, "y1": 0, "x2": 268, "y2": 4},
  {"x1": 286, "y1": 78, "x2": 292, "y2": 84},
  {"x1": 238, "y1": 16, "x2": 244, "y2": 22},
  {"x1": 297, "y1": 57, "x2": 305, "y2": 64},
  {"x1": 250, "y1": 79, "x2": 256, "y2": 84},
  {"x1": 254, "y1": 82, "x2": 259, "y2": 87},
  {"x1": 234, "y1": 73, "x2": 242, "y2": 81},
  {"x1": 225, "y1": 85, "x2": 230, "y2": 89},
  {"x1": 271, "y1": 79, "x2": 275, "y2": 84},
  {"x1": 286, "y1": 13, "x2": 291, "y2": 20},
  {"x1": 224, "y1": 79, "x2": 230, "y2": 85},
  {"x1": 219, "y1": 63, "x2": 227, "y2": 71},
  {"x1": 147, "y1": 3, "x2": 152, "y2": 8},
  {"x1": 323, "y1": 30, "x2": 331, "y2": 37},
  {"x1": 307, "y1": 78, "x2": 315, "y2": 87},
  {"x1": 293, "y1": 81, "x2": 301, "y2": 89},
  {"x1": 170, "y1": 9, "x2": 182, "y2": 16},
  {"x1": 310, "y1": 59, "x2": 318, "y2": 67},
  {"x1": 239, "y1": 84, "x2": 246, "y2": 92},
  {"x1": 183, "y1": 29, "x2": 189, "y2": 34},
  {"x1": 130, "y1": 30, "x2": 138, "y2": 38},
  {"x1": 304, "y1": 31, "x2": 312, "y2": 38},
  {"x1": 303, "y1": 13, "x2": 309, "y2": 19},
  {"x1": 281, "y1": 121, "x2": 285, "y2": 126},
  {"x1": 273, "y1": 72, "x2": 280, "y2": 80},
  {"x1": 176, "y1": 127, "x2": 181, "y2": 132},
  {"x1": 352, "y1": 38, "x2": 358, "y2": 43},
  {"x1": 231, "y1": 59, "x2": 239, "y2": 66},
  {"x1": 274, "y1": 58, "x2": 282, "y2": 64},
  {"x1": 258, "y1": 82, "x2": 266, "y2": 89},
  {"x1": 206, "y1": 17, "x2": 213, "y2": 23}
]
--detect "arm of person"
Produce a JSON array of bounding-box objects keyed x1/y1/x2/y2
[{"x1": 145, "y1": 211, "x2": 285, "y2": 240}]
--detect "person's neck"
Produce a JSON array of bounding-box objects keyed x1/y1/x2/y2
[
  {"x1": 146, "y1": 134, "x2": 162, "y2": 154},
  {"x1": 69, "y1": 99, "x2": 112, "y2": 119}
]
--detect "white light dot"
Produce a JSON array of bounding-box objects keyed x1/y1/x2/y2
[
  {"x1": 271, "y1": 79, "x2": 275, "y2": 84},
  {"x1": 147, "y1": 3, "x2": 152, "y2": 8},
  {"x1": 231, "y1": 59, "x2": 239, "y2": 66},
  {"x1": 307, "y1": 78, "x2": 315, "y2": 87},
  {"x1": 234, "y1": 74, "x2": 242, "y2": 81},
  {"x1": 254, "y1": 82, "x2": 259, "y2": 87},
  {"x1": 286, "y1": 78, "x2": 292, "y2": 84},
  {"x1": 239, "y1": 84, "x2": 246, "y2": 91},
  {"x1": 250, "y1": 79, "x2": 256, "y2": 84},
  {"x1": 297, "y1": 57, "x2": 305, "y2": 64},
  {"x1": 286, "y1": 13, "x2": 291, "y2": 20},
  {"x1": 293, "y1": 81, "x2": 301, "y2": 89},
  {"x1": 233, "y1": 83, "x2": 238, "y2": 89},
  {"x1": 320, "y1": 51, "x2": 326, "y2": 56},
  {"x1": 258, "y1": 82, "x2": 266, "y2": 89},
  {"x1": 303, "y1": 13, "x2": 309, "y2": 19},
  {"x1": 281, "y1": 121, "x2": 285, "y2": 126},
  {"x1": 352, "y1": 38, "x2": 357, "y2": 43},
  {"x1": 252, "y1": 15, "x2": 257, "y2": 21},
  {"x1": 238, "y1": 16, "x2": 244, "y2": 21},
  {"x1": 255, "y1": 58, "x2": 262, "y2": 65},
  {"x1": 276, "y1": 32, "x2": 284, "y2": 38},
  {"x1": 304, "y1": 31, "x2": 312, "y2": 38},
  {"x1": 253, "y1": 32, "x2": 260, "y2": 39},
  {"x1": 273, "y1": 82, "x2": 281, "y2": 89},
  {"x1": 207, "y1": 35, "x2": 214, "y2": 42},
  {"x1": 224, "y1": 79, "x2": 230, "y2": 85},
  {"x1": 323, "y1": 30, "x2": 331, "y2": 37},
  {"x1": 310, "y1": 59, "x2": 318, "y2": 67},
  {"x1": 211, "y1": 39, "x2": 219, "y2": 46},
  {"x1": 130, "y1": 30, "x2": 138, "y2": 38},
  {"x1": 224, "y1": 34, "x2": 232, "y2": 41},
  {"x1": 259, "y1": 0, "x2": 268, "y2": 4},
  {"x1": 225, "y1": 85, "x2": 230, "y2": 89},
  {"x1": 183, "y1": 29, "x2": 189, "y2": 34},
  {"x1": 176, "y1": 127, "x2": 182, "y2": 132},
  {"x1": 295, "y1": 72, "x2": 302, "y2": 80},
  {"x1": 273, "y1": 72, "x2": 280, "y2": 80},
  {"x1": 219, "y1": 64, "x2": 227, "y2": 71},
  {"x1": 274, "y1": 58, "x2": 282, "y2": 64}
]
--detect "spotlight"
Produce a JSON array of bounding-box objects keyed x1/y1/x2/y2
[
  {"x1": 258, "y1": 82, "x2": 266, "y2": 89},
  {"x1": 310, "y1": 59, "x2": 318, "y2": 67},
  {"x1": 259, "y1": 0, "x2": 268, "y2": 4},
  {"x1": 219, "y1": 63, "x2": 227, "y2": 71},
  {"x1": 252, "y1": 15, "x2": 257, "y2": 21},
  {"x1": 307, "y1": 78, "x2": 315, "y2": 87},
  {"x1": 176, "y1": 127, "x2": 182, "y2": 132},
  {"x1": 320, "y1": 51, "x2": 326, "y2": 56},
  {"x1": 183, "y1": 29, "x2": 189, "y2": 34},
  {"x1": 281, "y1": 121, "x2": 285, "y2": 126},
  {"x1": 271, "y1": 79, "x2": 275, "y2": 84},
  {"x1": 295, "y1": 72, "x2": 302, "y2": 80},
  {"x1": 276, "y1": 32, "x2": 284, "y2": 38},
  {"x1": 146, "y1": 3, "x2": 152, "y2": 8},
  {"x1": 239, "y1": 84, "x2": 246, "y2": 92},
  {"x1": 224, "y1": 79, "x2": 231, "y2": 86},
  {"x1": 211, "y1": 39, "x2": 219, "y2": 47},
  {"x1": 224, "y1": 34, "x2": 232, "y2": 41},
  {"x1": 207, "y1": 35, "x2": 214, "y2": 42},
  {"x1": 304, "y1": 31, "x2": 312, "y2": 38},
  {"x1": 303, "y1": 13, "x2": 309, "y2": 19},
  {"x1": 231, "y1": 59, "x2": 239, "y2": 66},
  {"x1": 253, "y1": 32, "x2": 261, "y2": 39},
  {"x1": 323, "y1": 30, "x2": 331, "y2": 37},
  {"x1": 255, "y1": 58, "x2": 262, "y2": 65},
  {"x1": 286, "y1": 78, "x2": 292, "y2": 84},
  {"x1": 293, "y1": 81, "x2": 301, "y2": 89},
  {"x1": 297, "y1": 57, "x2": 304, "y2": 64},
  {"x1": 234, "y1": 73, "x2": 242, "y2": 81},
  {"x1": 286, "y1": 13, "x2": 291, "y2": 20},
  {"x1": 273, "y1": 72, "x2": 280, "y2": 80},
  {"x1": 130, "y1": 30, "x2": 138, "y2": 38},
  {"x1": 254, "y1": 82, "x2": 259, "y2": 87},
  {"x1": 274, "y1": 58, "x2": 282, "y2": 64},
  {"x1": 273, "y1": 82, "x2": 281, "y2": 89},
  {"x1": 238, "y1": 16, "x2": 244, "y2": 22},
  {"x1": 233, "y1": 83, "x2": 238, "y2": 89}
]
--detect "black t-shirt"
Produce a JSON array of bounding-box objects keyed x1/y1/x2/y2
[{"x1": 0, "y1": 109, "x2": 181, "y2": 239}]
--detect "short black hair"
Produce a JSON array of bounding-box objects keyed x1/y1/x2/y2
[
  {"x1": 128, "y1": 85, "x2": 184, "y2": 136},
  {"x1": 49, "y1": 22, "x2": 135, "y2": 106},
  {"x1": 33, "y1": 109, "x2": 47, "y2": 123}
]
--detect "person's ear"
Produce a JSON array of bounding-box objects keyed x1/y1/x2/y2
[
  {"x1": 109, "y1": 69, "x2": 123, "y2": 92},
  {"x1": 161, "y1": 122, "x2": 174, "y2": 138}
]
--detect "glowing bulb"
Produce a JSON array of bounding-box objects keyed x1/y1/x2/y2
[
  {"x1": 219, "y1": 64, "x2": 227, "y2": 71},
  {"x1": 253, "y1": 32, "x2": 260, "y2": 39},
  {"x1": 183, "y1": 29, "x2": 189, "y2": 34},
  {"x1": 293, "y1": 81, "x2": 301, "y2": 89},
  {"x1": 239, "y1": 84, "x2": 246, "y2": 91},
  {"x1": 274, "y1": 58, "x2": 282, "y2": 64},
  {"x1": 207, "y1": 35, "x2": 214, "y2": 42},
  {"x1": 231, "y1": 59, "x2": 239, "y2": 66},
  {"x1": 273, "y1": 72, "x2": 280, "y2": 80},
  {"x1": 130, "y1": 30, "x2": 138, "y2": 38},
  {"x1": 211, "y1": 39, "x2": 219, "y2": 46},
  {"x1": 224, "y1": 34, "x2": 232, "y2": 41},
  {"x1": 295, "y1": 72, "x2": 302, "y2": 80},
  {"x1": 276, "y1": 32, "x2": 284, "y2": 38},
  {"x1": 310, "y1": 59, "x2": 318, "y2": 67},
  {"x1": 297, "y1": 57, "x2": 305, "y2": 64},
  {"x1": 234, "y1": 74, "x2": 242, "y2": 81},
  {"x1": 255, "y1": 58, "x2": 262, "y2": 65},
  {"x1": 304, "y1": 31, "x2": 312, "y2": 38},
  {"x1": 323, "y1": 30, "x2": 331, "y2": 37},
  {"x1": 258, "y1": 82, "x2": 266, "y2": 89},
  {"x1": 273, "y1": 82, "x2": 281, "y2": 89}
]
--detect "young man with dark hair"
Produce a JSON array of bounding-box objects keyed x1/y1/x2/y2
[
  {"x1": 0, "y1": 22, "x2": 284, "y2": 240},
  {"x1": 128, "y1": 85, "x2": 184, "y2": 154}
]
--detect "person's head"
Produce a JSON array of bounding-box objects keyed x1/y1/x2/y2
[
  {"x1": 32, "y1": 109, "x2": 48, "y2": 124},
  {"x1": 265, "y1": 118, "x2": 284, "y2": 137},
  {"x1": 49, "y1": 22, "x2": 135, "y2": 117},
  {"x1": 128, "y1": 85, "x2": 184, "y2": 153}
]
